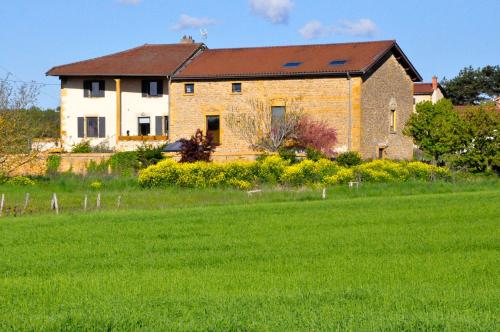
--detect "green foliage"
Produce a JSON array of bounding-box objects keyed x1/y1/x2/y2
[
  {"x1": 136, "y1": 143, "x2": 165, "y2": 168},
  {"x1": 442, "y1": 65, "x2": 500, "y2": 105},
  {"x1": 86, "y1": 160, "x2": 108, "y2": 176},
  {"x1": 404, "y1": 99, "x2": 467, "y2": 163},
  {"x1": 453, "y1": 105, "x2": 500, "y2": 173},
  {"x1": 336, "y1": 151, "x2": 363, "y2": 167},
  {"x1": 6, "y1": 176, "x2": 36, "y2": 186},
  {"x1": 139, "y1": 157, "x2": 450, "y2": 188},
  {"x1": 71, "y1": 140, "x2": 92, "y2": 153},
  {"x1": 305, "y1": 147, "x2": 326, "y2": 161},
  {"x1": 278, "y1": 147, "x2": 297, "y2": 163},
  {"x1": 46, "y1": 155, "x2": 61, "y2": 176},
  {"x1": 89, "y1": 180, "x2": 102, "y2": 190},
  {"x1": 109, "y1": 152, "x2": 140, "y2": 176}
]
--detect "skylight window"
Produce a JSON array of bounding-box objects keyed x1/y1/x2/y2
[
  {"x1": 283, "y1": 62, "x2": 303, "y2": 68},
  {"x1": 329, "y1": 60, "x2": 347, "y2": 66}
]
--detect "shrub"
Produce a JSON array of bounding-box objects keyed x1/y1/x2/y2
[
  {"x1": 256, "y1": 155, "x2": 289, "y2": 184},
  {"x1": 136, "y1": 143, "x2": 165, "y2": 168},
  {"x1": 71, "y1": 140, "x2": 92, "y2": 153},
  {"x1": 86, "y1": 160, "x2": 108, "y2": 176},
  {"x1": 109, "y1": 151, "x2": 140, "y2": 176},
  {"x1": 138, "y1": 157, "x2": 451, "y2": 189},
  {"x1": 179, "y1": 129, "x2": 216, "y2": 163},
  {"x1": 294, "y1": 116, "x2": 338, "y2": 156},
  {"x1": 90, "y1": 180, "x2": 102, "y2": 190},
  {"x1": 305, "y1": 147, "x2": 326, "y2": 161},
  {"x1": 337, "y1": 151, "x2": 363, "y2": 167},
  {"x1": 278, "y1": 147, "x2": 297, "y2": 163},
  {"x1": 6, "y1": 176, "x2": 36, "y2": 186},
  {"x1": 323, "y1": 168, "x2": 355, "y2": 185},
  {"x1": 46, "y1": 155, "x2": 61, "y2": 176}
]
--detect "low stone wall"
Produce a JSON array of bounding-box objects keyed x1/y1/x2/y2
[{"x1": 5, "y1": 152, "x2": 262, "y2": 176}]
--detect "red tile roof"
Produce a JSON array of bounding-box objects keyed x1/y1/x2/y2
[
  {"x1": 414, "y1": 83, "x2": 435, "y2": 95},
  {"x1": 174, "y1": 40, "x2": 421, "y2": 81},
  {"x1": 47, "y1": 43, "x2": 204, "y2": 77}
]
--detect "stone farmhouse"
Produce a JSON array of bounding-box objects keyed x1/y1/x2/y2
[{"x1": 47, "y1": 39, "x2": 422, "y2": 160}]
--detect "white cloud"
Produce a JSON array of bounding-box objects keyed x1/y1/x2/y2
[
  {"x1": 250, "y1": 0, "x2": 294, "y2": 24},
  {"x1": 171, "y1": 14, "x2": 218, "y2": 31},
  {"x1": 299, "y1": 19, "x2": 378, "y2": 40},
  {"x1": 117, "y1": 0, "x2": 141, "y2": 5},
  {"x1": 334, "y1": 19, "x2": 378, "y2": 37},
  {"x1": 298, "y1": 20, "x2": 328, "y2": 40}
]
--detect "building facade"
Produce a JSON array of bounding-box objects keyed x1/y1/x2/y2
[
  {"x1": 47, "y1": 42, "x2": 204, "y2": 151},
  {"x1": 413, "y1": 76, "x2": 445, "y2": 110},
  {"x1": 48, "y1": 40, "x2": 422, "y2": 160}
]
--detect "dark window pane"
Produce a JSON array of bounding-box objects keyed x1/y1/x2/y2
[
  {"x1": 86, "y1": 117, "x2": 98, "y2": 137},
  {"x1": 138, "y1": 117, "x2": 151, "y2": 136},
  {"x1": 91, "y1": 82, "x2": 100, "y2": 97},
  {"x1": 185, "y1": 84, "x2": 194, "y2": 94},
  {"x1": 206, "y1": 115, "x2": 220, "y2": 145},
  {"x1": 271, "y1": 106, "x2": 286, "y2": 129},
  {"x1": 232, "y1": 83, "x2": 242, "y2": 93},
  {"x1": 149, "y1": 81, "x2": 158, "y2": 96}
]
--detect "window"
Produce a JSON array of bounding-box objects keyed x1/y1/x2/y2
[
  {"x1": 232, "y1": 83, "x2": 242, "y2": 93},
  {"x1": 206, "y1": 115, "x2": 220, "y2": 145},
  {"x1": 86, "y1": 117, "x2": 98, "y2": 137},
  {"x1": 138, "y1": 117, "x2": 151, "y2": 136},
  {"x1": 154, "y1": 116, "x2": 169, "y2": 136},
  {"x1": 271, "y1": 106, "x2": 286, "y2": 129},
  {"x1": 390, "y1": 110, "x2": 396, "y2": 132},
  {"x1": 185, "y1": 83, "x2": 194, "y2": 94},
  {"x1": 142, "y1": 79, "x2": 163, "y2": 97},
  {"x1": 329, "y1": 60, "x2": 347, "y2": 66},
  {"x1": 283, "y1": 62, "x2": 302, "y2": 68},
  {"x1": 83, "y1": 80, "x2": 105, "y2": 98},
  {"x1": 77, "y1": 117, "x2": 106, "y2": 138}
]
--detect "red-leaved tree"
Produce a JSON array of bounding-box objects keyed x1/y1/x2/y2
[
  {"x1": 293, "y1": 117, "x2": 338, "y2": 157},
  {"x1": 179, "y1": 129, "x2": 216, "y2": 163}
]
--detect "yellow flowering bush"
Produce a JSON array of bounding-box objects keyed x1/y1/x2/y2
[
  {"x1": 6, "y1": 176, "x2": 36, "y2": 186},
  {"x1": 323, "y1": 168, "x2": 355, "y2": 185},
  {"x1": 138, "y1": 156, "x2": 451, "y2": 188}
]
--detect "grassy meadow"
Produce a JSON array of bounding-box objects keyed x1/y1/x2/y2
[{"x1": 0, "y1": 179, "x2": 499, "y2": 330}]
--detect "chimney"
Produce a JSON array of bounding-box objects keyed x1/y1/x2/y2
[
  {"x1": 432, "y1": 76, "x2": 438, "y2": 91},
  {"x1": 180, "y1": 35, "x2": 195, "y2": 44}
]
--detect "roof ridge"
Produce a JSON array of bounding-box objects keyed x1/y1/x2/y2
[
  {"x1": 206, "y1": 40, "x2": 396, "y2": 52},
  {"x1": 46, "y1": 43, "x2": 203, "y2": 75}
]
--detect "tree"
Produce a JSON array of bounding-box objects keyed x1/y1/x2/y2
[
  {"x1": 0, "y1": 76, "x2": 43, "y2": 175},
  {"x1": 292, "y1": 116, "x2": 338, "y2": 157},
  {"x1": 179, "y1": 129, "x2": 216, "y2": 163},
  {"x1": 454, "y1": 104, "x2": 500, "y2": 173},
  {"x1": 403, "y1": 99, "x2": 466, "y2": 164},
  {"x1": 225, "y1": 98, "x2": 303, "y2": 152},
  {"x1": 442, "y1": 65, "x2": 500, "y2": 105}
]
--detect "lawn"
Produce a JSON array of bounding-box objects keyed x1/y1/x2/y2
[{"x1": 0, "y1": 181, "x2": 499, "y2": 331}]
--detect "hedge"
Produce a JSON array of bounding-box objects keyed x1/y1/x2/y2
[{"x1": 138, "y1": 157, "x2": 451, "y2": 189}]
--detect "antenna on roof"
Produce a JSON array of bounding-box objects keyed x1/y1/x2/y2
[{"x1": 200, "y1": 29, "x2": 208, "y2": 42}]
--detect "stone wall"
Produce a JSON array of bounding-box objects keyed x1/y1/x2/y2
[
  {"x1": 170, "y1": 77, "x2": 363, "y2": 155},
  {"x1": 360, "y1": 55, "x2": 414, "y2": 160}
]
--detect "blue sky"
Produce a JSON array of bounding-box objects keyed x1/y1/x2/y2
[{"x1": 1, "y1": 0, "x2": 498, "y2": 108}]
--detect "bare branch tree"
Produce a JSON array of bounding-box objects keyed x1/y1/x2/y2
[
  {"x1": 225, "y1": 98, "x2": 303, "y2": 152},
  {"x1": 0, "y1": 76, "x2": 43, "y2": 175}
]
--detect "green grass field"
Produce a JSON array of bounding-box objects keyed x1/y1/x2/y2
[{"x1": 1, "y1": 180, "x2": 499, "y2": 331}]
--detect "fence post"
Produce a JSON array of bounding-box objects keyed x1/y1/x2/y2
[
  {"x1": 51, "y1": 193, "x2": 59, "y2": 215},
  {"x1": 22, "y1": 193, "x2": 30, "y2": 215},
  {"x1": 96, "y1": 193, "x2": 101, "y2": 209},
  {"x1": 117, "y1": 195, "x2": 121, "y2": 209},
  {"x1": 84, "y1": 195, "x2": 88, "y2": 211},
  {"x1": 0, "y1": 193, "x2": 4, "y2": 217},
  {"x1": 322, "y1": 188, "x2": 326, "y2": 200}
]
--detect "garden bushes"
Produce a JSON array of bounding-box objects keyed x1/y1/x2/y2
[{"x1": 139, "y1": 156, "x2": 450, "y2": 189}]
